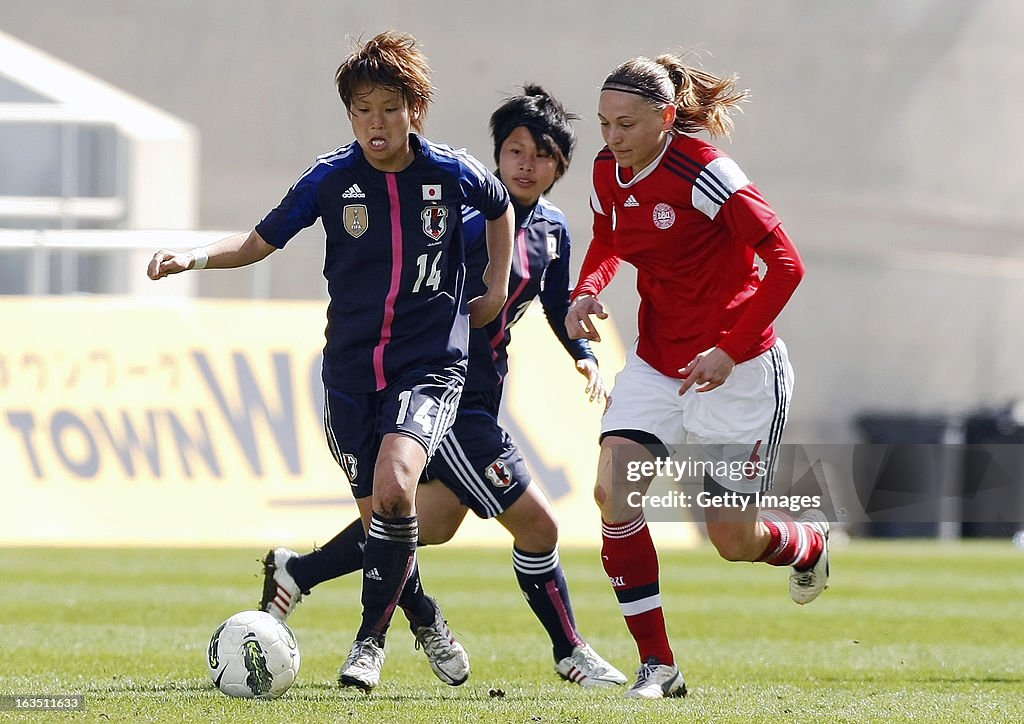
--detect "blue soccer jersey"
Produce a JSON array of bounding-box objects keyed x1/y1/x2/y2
[
  {"x1": 462, "y1": 196, "x2": 594, "y2": 391},
  {"x1": 255, "y1": 135, "x2": 510, "y2": 393}
]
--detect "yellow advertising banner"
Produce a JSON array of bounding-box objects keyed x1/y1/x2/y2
[{"x1": 0, "y1": 297, "x2": 696, "y2": 549}]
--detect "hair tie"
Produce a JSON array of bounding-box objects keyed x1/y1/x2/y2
[{"x1": 600, "y1": 81, "x2": 672, "y2": 105}]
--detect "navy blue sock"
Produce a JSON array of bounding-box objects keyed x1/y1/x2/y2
[
  {"x1": 356, "y1": 513, "x2": 418, "y2": 644},
  {"x1": 513, "y1": 546, "x2": 584, "y2": 661},
  {"x1": 287, "y1": 517, "x2": 365, "y2": 592},
  {"x1": 398, "y1": 561, "x2": 436, "y2": 626}
]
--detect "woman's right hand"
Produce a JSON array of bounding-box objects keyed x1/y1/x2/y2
[
  {"x1": 147, "y1": 250, "x2": 194, "y2": 280},
  {"x1": 565, "y1": 295, "x2": 608, "y2": 342}
]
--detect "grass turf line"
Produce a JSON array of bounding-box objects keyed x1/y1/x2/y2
[{"x1": 1, "y1": 540, "x2": 1022, "y2": 722}]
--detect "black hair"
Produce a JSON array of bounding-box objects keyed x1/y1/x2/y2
[{"x1": 489, "y1": 84, "x2": 578, "y2": 180}]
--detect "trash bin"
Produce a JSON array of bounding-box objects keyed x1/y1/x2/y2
[
  {"x1": 854, "y1": 414, "x2": 961, "y2": 538},
  {"x1": 960, "y1": 404, "x2": 1024, "y2": 539}
]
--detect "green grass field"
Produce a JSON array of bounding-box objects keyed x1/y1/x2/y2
[{"x1": 2, "y1": 538, "x2": 1023, "y2": 723}]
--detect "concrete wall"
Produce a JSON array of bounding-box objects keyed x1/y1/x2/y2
[{"x1": 4, "y1": 0, "x2": 1023, "y2": 441}]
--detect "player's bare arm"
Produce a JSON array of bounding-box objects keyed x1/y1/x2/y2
[
  {"x1": 147, "y1": 229, "x2": 277, "y2": 280},
  {"x1": 468, "y1": 205, "x2": 515, "y2": 327}
]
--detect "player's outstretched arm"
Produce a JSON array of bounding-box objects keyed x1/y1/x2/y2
[
  {"x1": 147, "y1": 229, "x2": 277, "y2": 280},
  {"x1": 468, "y1": 206, "x2": 515, "y2": 327}
]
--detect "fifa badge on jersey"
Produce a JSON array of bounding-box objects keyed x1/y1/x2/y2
[
  {"x1": 421, "y1": 184, "x2": 442, "y2": 201},
  {"x1": 546, "y1": 233, "x2": 559, "y2": 260},
  {"x1": 421, "y1": 205, "x2": 448, "y2": 241},
  {"x1": 485, "y1": 458, "x2": 514, "y2": 489},
  {"x1": 343, "y1": 205, "x2": 369, "y2": 238}
]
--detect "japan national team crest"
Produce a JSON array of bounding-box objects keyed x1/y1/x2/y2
[
  {"x1": 421, "y1": 205, "x2": 448, "y2": 241},
  {"x1": 652, "y1": 203, "x2": 676, "y2": 230},
  {"x1": 485, "y1": 458, "x2": 514, "y2": 488},
  {"x1": 343, "y1": 204, "x2": 368, "y2": 238}
]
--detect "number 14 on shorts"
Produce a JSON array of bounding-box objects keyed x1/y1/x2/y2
[{"x1": 397, "y1": 390, "x2": 435, "y2": 434}]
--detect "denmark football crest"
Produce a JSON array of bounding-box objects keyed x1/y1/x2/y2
[
  {"x1": 343, "y1": 205, "x2": 368, "y2": 238},
  {"x1": 421, "y1": 205, "x2": 448, "y2": 241},
  {"x1": 652, "y1": 202, "x2": 676, "y2": 230}
]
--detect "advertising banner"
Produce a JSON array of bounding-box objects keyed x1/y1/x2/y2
[{"x1": 1, "y1": 298, "x2": 697, "y2": 548}]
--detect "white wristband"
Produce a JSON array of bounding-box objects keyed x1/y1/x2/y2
[{"x1": 190, "y1": 248, "x2": 209, "y2": 270}]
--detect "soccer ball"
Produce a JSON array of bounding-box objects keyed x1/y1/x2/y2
[{"x1": 206, "y1": 610, "x2": 300, "y2": 699}]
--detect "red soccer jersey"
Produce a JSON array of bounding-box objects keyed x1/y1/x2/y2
[{"x1": 576, "y1": 133, "x2": 798, "y2": 377}]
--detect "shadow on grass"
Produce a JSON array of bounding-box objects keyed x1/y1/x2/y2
[
  {"x1": 80, "y1": 679, "x2": 218, "y2": 696},
  {"x1": 807, "y1": 673, "x2": 1024, "y2": 685},
  {"x1": 79, "y1": 678, "x2": 601, "y2": 703}
]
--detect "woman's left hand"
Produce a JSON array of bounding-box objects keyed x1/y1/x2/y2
[
  {"x1": 678, "y1": 347, "x2": 735, "y2": 395},
  {"x1": 575, "y1": 358, "x2": 608, "y2": 405}
]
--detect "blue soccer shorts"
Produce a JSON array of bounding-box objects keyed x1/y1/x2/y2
[
  {"x1": 323, "y1": 367, "x2": 463, "y2": 499},
  {"x1": 423, "y1": 389, "x2": 533, "y2": 518}
]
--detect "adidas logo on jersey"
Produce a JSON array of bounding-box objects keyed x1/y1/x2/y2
[
  {"x1": 623, "y1": 195, "x2": 639, "y2": 208},
  {"x1": 365, "y1": 567, "x2": 382, "y2": 581},
  {"x1": 342, "y1": 183, "x2": 366, "y2": 199}
]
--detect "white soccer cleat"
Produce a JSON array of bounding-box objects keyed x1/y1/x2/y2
[
  {"x1": 259, "y1": 547, "x2": 303, "y2": 622},
  {"x1": 625, "y1": 658, "x2": 687, "y2": 699},
  {"x1": 556, "y1": 643, "x2": 628, "y2": 688},
  {"x1": 410, "y1": 597, "x2": 470, "y2": 686},
  {"x1": 790, "y1": 510, "x2": 831, "y2": 605},
  {"x1": 338, "y1": 638, "x2": 386, "y2": 692}
]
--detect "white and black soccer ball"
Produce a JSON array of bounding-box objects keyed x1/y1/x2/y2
[{"x1": 206, "y1": 610, "x2": 300, "y2": 699}]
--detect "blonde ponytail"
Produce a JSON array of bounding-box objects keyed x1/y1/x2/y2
[{"x1": 603, "y1": 53, "x2": 749, "y2": 139}]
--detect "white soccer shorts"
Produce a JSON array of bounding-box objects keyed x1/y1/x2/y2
[{"x1": 601, "y1": 339, "x2": 794, "y2": 494}]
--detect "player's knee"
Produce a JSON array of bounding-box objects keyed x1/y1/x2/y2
[
  {"x1": 376, "y1": 454, "x2": 420, "y2": 487},
  {"x1": 593, "y1": 483, "x2": 637, "y2": 523},
  {"x1": 517, "y1": 515, "x2": 558, "y2": 550},
  {"x1": 372, "y1": 459, "x2": 419, "y2": 515},
  {"x1": 593, "y1": 485, "x2": 618, "y2": 520},
  {"x1": 373, "y1": 484, "x2": 415, "y2": 518}
]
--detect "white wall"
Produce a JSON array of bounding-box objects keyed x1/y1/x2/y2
[{"x1": 3, "y1": 0, "x2": 1022, "y2": 440}]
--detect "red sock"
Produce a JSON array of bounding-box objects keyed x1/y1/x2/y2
[
  {"x1": 757, "y1": 513, "x2": 823, "y2": 570},
  {"x1": 601, "y1": 516, "x2": 674, "y2": 665}
]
